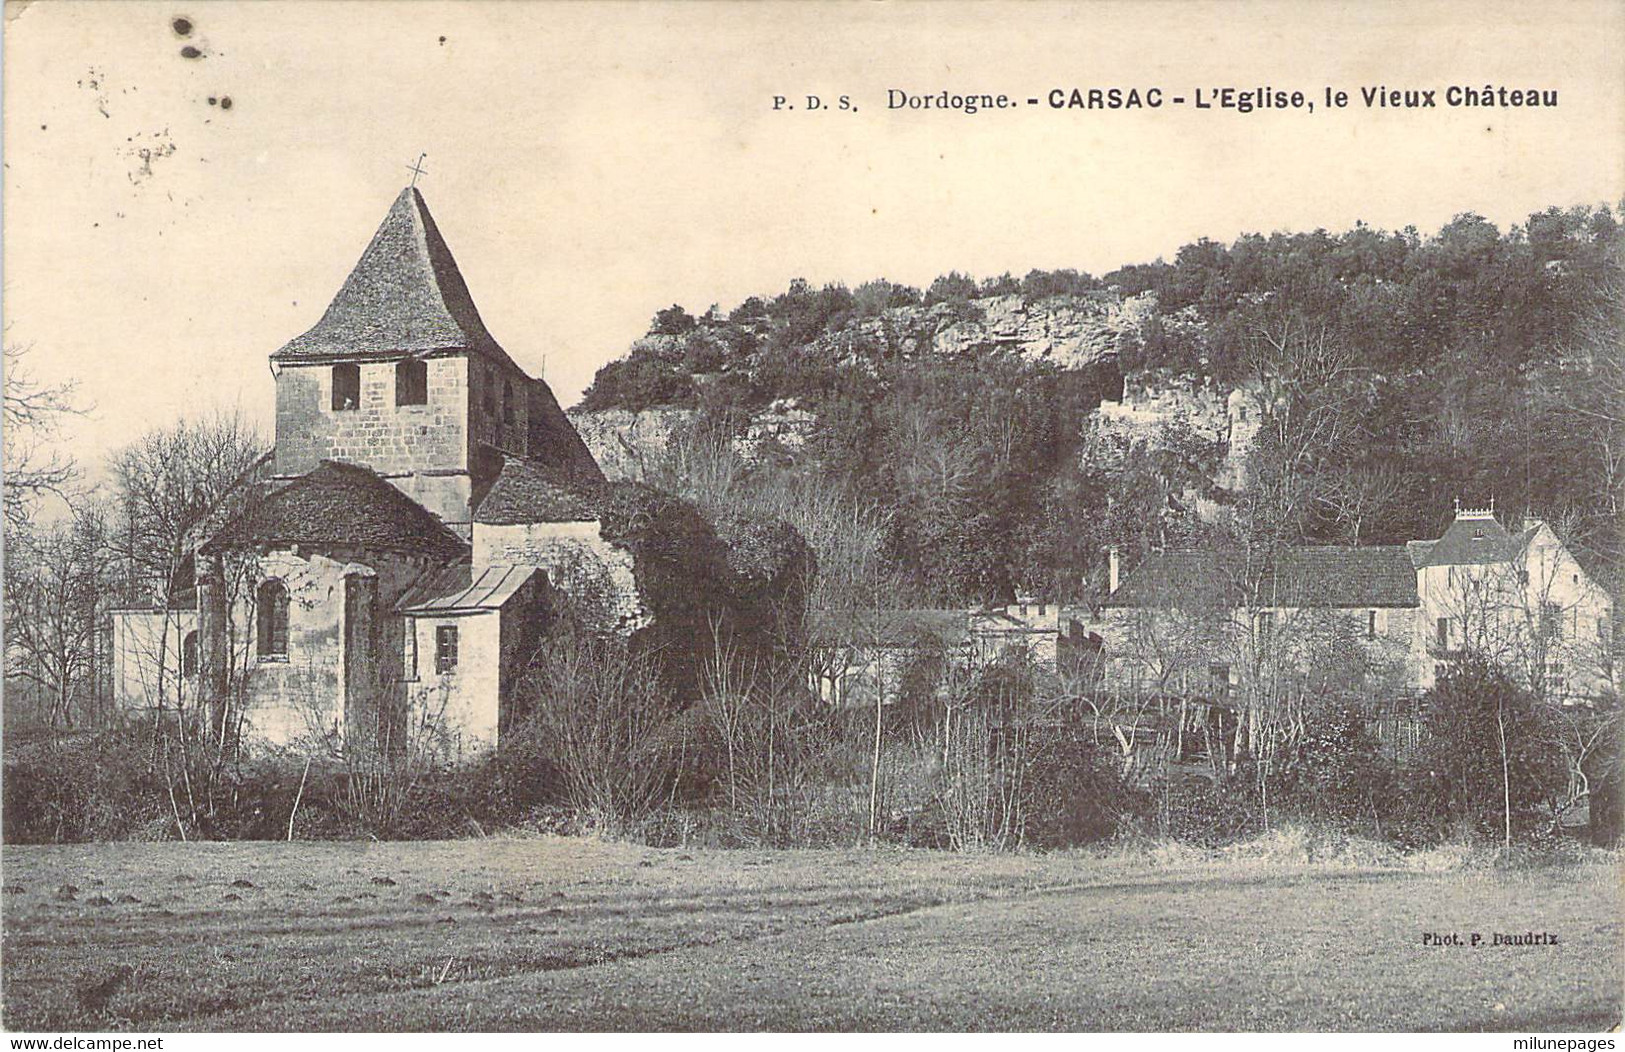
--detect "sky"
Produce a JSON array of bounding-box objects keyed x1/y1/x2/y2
[{"x1": 4, "y1": 0, "x2": 1623, "y2": 473}]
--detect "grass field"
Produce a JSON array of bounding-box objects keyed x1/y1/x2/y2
[{"x1": 0, "y1": 837, "x2": 1618, "y2": 1031}]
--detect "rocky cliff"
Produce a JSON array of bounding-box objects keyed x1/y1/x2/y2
[{"x1": 566, "y1": 406, "x2": 698, "y2": 483}]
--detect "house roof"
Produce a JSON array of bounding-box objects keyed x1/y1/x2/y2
[
  {"x1": 1104, "y1": 545, "x2": 1420, "y2": 609},
  {"x1": 474, "y1": 455, "x2": 602, "y2": 525},
  {"x1": 271, "y1": 187, "x2": 519, "y2": 373},
  {"x1": 397, "y1": 562, "x2": 542, "y2": 614},
  {"x1": 203, "y1": 460, "x2": 469, "y2": 558},
  {"x1": 808, "y1": 608, "x2": 970, "y2": 647},
  {"x1": 1415, "y1": 514, "x2": 1520, "y2": 568}
]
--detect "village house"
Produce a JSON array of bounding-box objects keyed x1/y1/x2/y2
[
  {"x1": 1411, "y1": 503, "x2": 1615, "y2": 698},
  {"x1": 805, "y1": 503, "x2": 1616, "y2": 714},
  {"x1": 110, "y1": 187, "x2": 619, "y2": 759},
  {"x1": 807, "y1": 598, "x2": 1094, "y2": 708},
  {"x1": 807, "y1": 608, "x2": 971, "y2": 708},
  {"x1": 1093, "y1": 502, "x2": 1616, "y2": 705}
]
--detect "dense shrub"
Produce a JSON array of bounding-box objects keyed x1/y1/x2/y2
[
  {"x1": 1022, "y1": 733, "x2": 1153, "y2": 847},
  {"x1": 1162, "y1": 775, "x2": 1265, "y2": 848},
  {"x1": 1368, "y1": 767, "x2": 1454, "y2": 851},
  {"x1": 1270, "y1": 703, "x2": 1387, "y2": 833},
  {"x1": 1421, "y1": 657, "x2": 1568, "y2": 845},
  {"x1": 2, "y1": 730, "x2": 169, "y2": 843}
]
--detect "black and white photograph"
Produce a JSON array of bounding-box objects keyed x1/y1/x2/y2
[{"x1": 1, "y1": 0, "x2": 1621, "y2": 1036}]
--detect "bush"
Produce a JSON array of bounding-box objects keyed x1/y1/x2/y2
[
  {"x1": 513, "y1": 634, "x2": 688, "y2": 835},
  {"x1": 1163, "y1": 775, "x2": 1264, "y2": 848},
  {"x1": 1370, "y1": 767, "x2": 1454, "y2": 850},
  {"x1": 1022, "y1": 733, "x2": 1153, "y2": 848},
  {"x1": 2, "y1": 729, "x2": 170, "y2": 843},
  {"x1": 1270, "y1": 703, "x2": 1387, "y2": 835},
  {"x1": 1421, "y1": 657, "x2": 1568, "y2": 845},
  {"x1": 650, "y1": 304, "x2": 697, "y2": 336}
]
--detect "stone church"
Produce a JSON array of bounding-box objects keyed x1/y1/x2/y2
[{"x1": 111, "y1": 187, "x2": 636, "y2": 759}]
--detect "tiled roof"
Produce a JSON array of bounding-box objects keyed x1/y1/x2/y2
[
  {"x1": 1405, "y1": 540, "x2": 1437, "y2": 568},
  {"x1": 474, "y1": 455, "x2": 602, "y2": 525},
  {"x1": 203, "y1": 460, "x2": 469, "y2": 558},
  {"x1": 808, "y1": 608, "x2": 970, "y2": 647},
  {"x1": 1415, "y1": 514, "x2": 1518, "y2": 568},
  {"x1": 271, "y1": 187, "x2": 519, "y2": 374},
  {"x1": 397, "y1": 563, "x2": 541, "y2": 614},
  {"x1": 1104, "y1": 546, "x2": 1419, "y2": 609}
]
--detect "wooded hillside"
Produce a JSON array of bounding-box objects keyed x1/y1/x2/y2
[{"x1": 575, "y1": 205, "x2": 1625, "y2": 607}]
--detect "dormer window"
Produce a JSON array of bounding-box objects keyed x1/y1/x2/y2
[
  {"x1": 332, "y1": 363, "x2": 360, "y2": 411},
  {"x1": 395, "y1": 359, "x2": 427, "y2": 406},
  {"x1": 1471, "y1": 527, "x2": 1484, "y2": 540}
]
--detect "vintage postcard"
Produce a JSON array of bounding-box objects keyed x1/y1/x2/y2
[{"x1": 2, "y1": 0, "x2": 1621, "y2": 1038}]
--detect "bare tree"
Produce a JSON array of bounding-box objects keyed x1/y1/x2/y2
[
  {"x1": 4, "y1": 507, "x2": 116, "y2": 730},
  {"x1": 1238, "y1": 317, "x2": 1371, "y2": 546},
  {"x1": 95, "y1": 411, "x2": 268, "y2": 815},
  {"x1": 1319, "y1": 464, "x2": 1403, "y2": 546},
  {"x1": 521, "y1": 632, "x2": 684, "y2": 834},
  {"x1": 3, "y1": 340, "x2": 85, "y2": 529},
  {"x1": 108, "y1": 410, "x2": 267, "y2": 604}
]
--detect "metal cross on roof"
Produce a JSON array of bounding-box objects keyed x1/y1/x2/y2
[{"x1": 406, "y1": 152, "x2": 428, "y2": 187}]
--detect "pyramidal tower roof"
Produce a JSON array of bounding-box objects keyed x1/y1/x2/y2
[{"x1": 272, "y1": 187, "x2": 515, "y2": 368}]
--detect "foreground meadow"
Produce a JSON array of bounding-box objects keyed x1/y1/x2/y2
[{"x1": 0, "y1": 837, "x2": 1618, "y2": 1031}]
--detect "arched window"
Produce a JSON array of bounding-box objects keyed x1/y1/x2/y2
[
  {"x1": 332, "y1": 363, "x2": 360, "y2": 411},
  {"x1": 502, "y1": 379, "x2": 516, "y2": 425},
  {"x1": 395, "y1": 359, "x2": 427, "y2": 406},
  {"x1": 257, "y1": 579, "x2": 290, "y2": 658},
  {"x1": 181, "y1": 631, "x2": 199, "y2": 678}
]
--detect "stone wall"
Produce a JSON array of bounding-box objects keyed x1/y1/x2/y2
[
  {"x1": 218, "y1": 548, "x2": 437, "y2": 749},
  {"x1": 474, "y1": 520, "x2": 649, "y2": 635},
  {"x1": 405, "y1": 612, "x2": 502, "y2": 760},
  {"x1": 232, "y1": 548, "x2": 349, "y2": 746},
  {"x1": 464, "y1": 355, "x2": 534, "y2": 461},
  {"x1": 273, "y1": 357, "x2": 472, "y2": 524}
]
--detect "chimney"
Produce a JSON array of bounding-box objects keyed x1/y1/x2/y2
[{"x1": 1107, "y1": 546, "x2": 1120, "y2": 595}]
